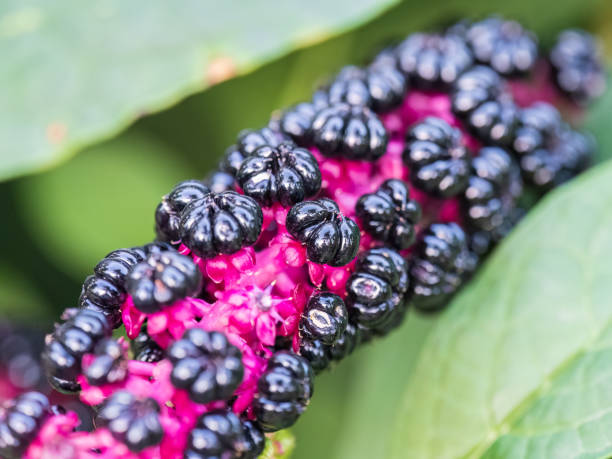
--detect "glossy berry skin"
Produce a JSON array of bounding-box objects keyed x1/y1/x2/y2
[
  {"x1": 461, "y1": 147, "x2": 523, "y2": 254},
  {"x1": 300, "y1": 292, "x2": 348, "y2": 346},
  {"x1": 297, "y1": 339, "x2": 329, "y2": 374},
  {"x1": 403, "y1": 117, "x2": 470, "y2": 197},
  {"x1": 345, "y1": 248, "x2": 409, "y2": 332},
  {"x1": 451, "y1": 66, "x2": 519, "y2": 147},
  {"x1": 512, "y1": 102, "x2": 593, "y2": 190},
  {"x1": 179, "y1": 191, "x2": 263, "y2": 259},
  {"x1": 327, "y1": 322, "x2": 361, "y2": 362},
  {"x1": 204, "y1": 170, "x2": 237, "y2": 194},
  {"x1": 185, "y1": 410, "x2": 261, "y2": 459},
  {"x1": 126, "y1": 250, "x2": 202, "y2": 313},
  {"x1": 394, "y1": 33, "x2": 473, "y2": 90},
  {"x1": 84, "y1": 338, "x2": 127, "y2": 386},
  {"x1": 549, "y1": 29, "x2": 606, "y2": 105},
  {"x1": 155, "y1": 180, "x2": 211, "y2": 243},
  {"x1": 310, "y1": 103, "x2": 388, "y2": 161},
  {"x1": 410, "y1": 223, "x2": 477, "y2": 312},
  {"x1": 42, "y1": 307, "x2": 112, "y2": 393},
  {"x1": 286, "y1": 198, "x2": 360, "y2": 267},
  {"x1": 465, "y1": 17, "x2": 538, "y2": 76},
  {"x1": 0, "y1": 392, "x2": 51, "y2": 459},
  {"x1": 131, "y1": 328, "x2": 164, "y2": 363},
  {"x1": 97, "y1": 391, "x2": 163, "y2": 453},
  {"x1": 326, "y1": 63, "x2": 407, "y2": 113},
  {"x1": 356, "y1": 179, "x2": 421, "y2": 249},
  {"x1": 278, "y1": 91, "x2": 329, "y2": 146},
  {"x1": 167, "y1": 328, "x2": 244, "y2": 404},
  {"x1": 253, "y1": 351, "x2": 314, "y2": 432},
  {"x1": 220, "y1": 127, "x2": 289, "y2": 177},
  {"x1": 237, "y1": 142, "x2": 322, "y2": 207}
]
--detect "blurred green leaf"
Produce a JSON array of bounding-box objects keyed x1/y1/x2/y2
[
  {"x1": 0, "y1": 0, "x2": 400, "y2": 181},
  {"x1": 0, "y1": 263, "x2": 51, "y2": 322},
  {"x1": 261, "y1": 430, "x2": 295, "y2": 459},
  {"x1": 14, "y1": 131, "x2": 191, "y2": 279},
  {"x1": 389, "y1": 160, "x2": 612, "y2": 459}
]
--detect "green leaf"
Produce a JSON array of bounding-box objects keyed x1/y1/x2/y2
[
  {"x1": 261, "y1": 430, "x2": 296, "y2": 459},
  {"x1": 13, "y1": 131, "x2": 192, "y2": 279},
  {"x1": 389, "y1": 160, "x2": 612, "y2": 459},
  {"x1": 0, "y1": 262, "x2": 51, "y2": 322},
  {"x1": 0, "y1": 0, "x2": 400, "y2": 182}
]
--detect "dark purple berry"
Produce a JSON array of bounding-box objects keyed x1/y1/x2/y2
[
  {"x1": 97, "y1": 391, "x2": 163, "y2": 452},
  {"x1": 155, "y1": 180, "x2": 211, "y2": 243},
  {"x1": 286, "y1": 198, "x2": 360, "y2": 266},
  {"x1": 126, "y1": 250, "x2": 201, "y2": 313},
  {"x1": 131, "y1": 328, "x2": 164, "y2": 363},
  {"x1": 204, "y1": 170, "x2": 237, "y2": 194},
  {"x1": 549, "y1": 29, "x2": 606, "y2": 105},
  {"x1": 237, "y1": 142, "x2": 321, "y2": 207},
  {"x1": 403, "y1": 117, "x2": 470, "y2": 197},
  {"x1": 464, "y1": 17, "x2": 538, "y2": 76},
  {"x1": 0, "y1": 324, "x2": 45, "y2": 392},
  {"x1": 356, "y1": 179, "x2": 421, "y2": 249},
  {"x1": 410, "y1": 223, "x2": 477, "y2": 312},
  {"x1": 327, "y1": 322, "x2": 361, "y2": 362},
  {"x1": 0, "y1": 392, "x2": 52, "y2": 459},
  {"x1": 253, "y1": 351, "x2": 313, "y2": 432},
  {"x1": 278, "y1": 91, "x2": 330, "y2": 146},
  {"x1": 179, "y1": 191, "x2": 263, "y2": 259},
  {"x1": 346, "y1": 247, "x2": 409, "y2": 332},
  {"x1": 167, "y1": 328, "x2": 244, "y2": 404},
  {"x1": 310, "y1": 103, "x2": 388, "y2": 161},
  {"x1": 394, "y1": 32, "x2": 473, "y2": 90},
  {"x1": 220, "y1": 127, "x2": 289, "y2": 177},
  {"x1": 300, "y1": 292, "x2": 348, "y2": 345},
  {"x1": 84, "y1": 338, "x2": 127, "y2": 386}
]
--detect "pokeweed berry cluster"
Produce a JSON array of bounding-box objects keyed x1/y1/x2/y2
[{"x1": 2, "y1": 16, "x2": 604, "y2": 459}]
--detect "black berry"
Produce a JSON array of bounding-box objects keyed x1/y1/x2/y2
[
  {"x1": 205, "y1": 170, "x2": 237, "y2": 194},
  {"x1": 253, "y1": 351, "x2": 314, "y2": 432},
  {"x1": 356, "y1": 179, "x2": 421, "y2": 249},
  {"x1": 126, "y1": 250, "x2": 202, "y2": 313},
  {"x1": 549, "y1": 29, "x2": 606, "y2": 105},
  {"x1": 237, "y1": 142, "x2": 321, "y2": 207},
  {"x1": 346, "y1": 247, "x2": 409, "y2": 332},
  {"x1": 167, "y1": 328, "x2": 244, "y2": 404},
  {"x1": 327, "y1": 322, "x2": 361, "y2": 362},
  {"x1": 410, "y1": 223, "x2": 477, "y2": 312},
  {"x1": 310, "y1": 103, "x2": 388, "y2": 161},
  {"x1": 179, "y1": 191, "x2": 263, "y2": 259},
  {"x1": 84, "y1": 338, "x2": 127, "y2": 386},
  {"x1": 403, "y1": 117, "x2": 470, "y2": 197},
  {"x1": 220, "y1": 127, "x2": 289, "y2": 177},
  {"x1": 131, "y1": 327, "x2": 164, "y2": 363},
  {"x1": 155, "y1": 180, "x2": 211, "y2": 243},
  {"x1": 464, "y1": 17, "x2": 538, "y2": 76},
  {"x1": 97, "y1": 391, "x2": 163, "y2": 452},
  {"x1": 394, "y1": 32, "x2": 473, "y2": 90},
  {"x1": 0, "y1": 392, "x2": 52, "y2": 459},
  {"x1": 286, "y1": 198, "x2": 360, "y2": 266}
]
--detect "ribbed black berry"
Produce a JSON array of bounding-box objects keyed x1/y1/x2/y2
[
  {"x1": 327, "y1": 322, "x2": 361, "y2": 362},
  {"x1": 356, "y1": 179, "x2": 421, "y2": 249},
  {"x1": 310, "y1": 103, "x2": 388, "y2": 161},
  {"x1": 84, "y1": 338, "x2": 127, "y2": 386},
  {"x1": 185, "y1": 410, "x2": 262, "y2": 459},
  {"x1": 97, "y1": 391, "x2": 163, "y2": 452},
  {"x1": 461, "y1": 147, "x2": 523, "y2": 254},
  {"x1": 253, "y1": 351, "x2": 314, "y2": 432},
  {"x1": 42, "y1": 307, "x2": 112, "y2": 393},
  {"x1": 220, "y1": 127, "x2": 289, "y2": 177},
  {"x1": 325, "y1": 63, "x2": 407, "y2": 113},
  {"x1": 0, "y1": 392, "x2": 52, "y2": 459},
  {"x1": 298, "y1": 292, "x2": 348, "y2": 372},
  {"x1": 155, "y1": 180, "x2": 211, "y2": 243},
  {"x1": 204, "y1": 170, "x2": 237, "y2": 194},
  {"x1": 286, "y1": 198, "x2": 360, "y2": 267},
  {"x1": 403, "y1": 117, "x2": 470, "y2": 197},
  {"x1": 410, "y1": 223, "x2": 477, "y2": 312},
  {"x1": 167, "y1": 328, "x2": 244, "y2": 404},
  {"x1": 512, "y1": 102, "x2": 593, "y2": 190},
  {"x1": 126, "y1": 250, "x2": 202, "y2": 313},
  {"x1": 345, "y1": 247, "x2": 409, "y2": 332},
  {"x1": 179, "y1": 191, "x2": 263, "y2": 259},
  {"x1": 451, "y1": 66, "x2": 519, "y2": 147},
  {"x1": 549, "y1": 29, "x2": 606, "y2": 105},
  {"x1": 131, "y1": 327, "x2": 165, "y2": 363},
  {"x1": 394, "y1": 32, "x2": 473, "y2": 90},
  {"x1": 237, "y1": 142, "x2": 321, "y2": 207},
  {"x1": 278, "y1": 91, "x2": 329, "y2": 147},
  {"x1": 464, "y1": 17, "x2": 538, "y2": 76}
]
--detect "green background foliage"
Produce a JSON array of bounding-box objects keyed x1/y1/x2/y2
[{"x1": 2, "y1": 0, "x2": 612, "y2": 457}]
